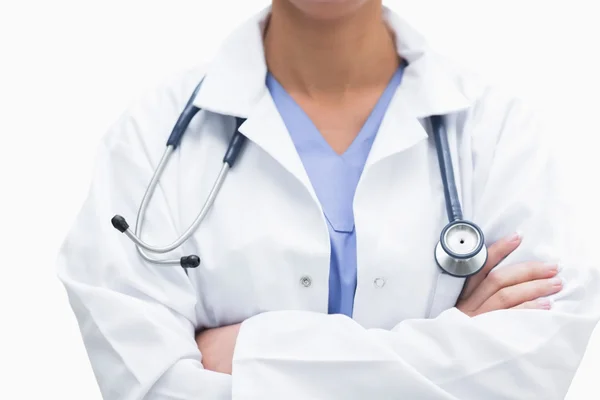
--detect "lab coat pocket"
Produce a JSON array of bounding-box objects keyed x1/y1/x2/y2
[{"x1": 427, "y1": 271, "x2": 466, "y2": 318}]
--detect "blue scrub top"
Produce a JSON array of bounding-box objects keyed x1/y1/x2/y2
[{"x1": 266, "y1": 66, "x2": 405, "y2": 317}]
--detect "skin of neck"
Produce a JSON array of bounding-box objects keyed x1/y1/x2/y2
[{"x1": 265, "y1": 0, "x2": 399, "y2": 98}]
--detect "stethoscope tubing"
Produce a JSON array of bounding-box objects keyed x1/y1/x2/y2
[
  {"x1": 111, "y1": 81, "x2": 486, "y2": 276},
  {"x1": 430, "y1": 115, "x2": 463, "y2": 222}
]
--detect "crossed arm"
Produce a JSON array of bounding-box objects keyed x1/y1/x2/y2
[
  {"x1": 58, "y1": 87, "x2": 600, "y2": 399},
  {"x1": 196, "y1": 234, "x2": 563, "y2": 375},
  {"x1": 194, "y1": 232, "x2": 598, "y2": 400}
]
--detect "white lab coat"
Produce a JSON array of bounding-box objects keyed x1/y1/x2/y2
[{"x1": 57, "y1": 6, "x2": 600, "y2": 400}]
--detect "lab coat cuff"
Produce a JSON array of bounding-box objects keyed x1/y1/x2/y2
[
  {"x1": 231, "y1": 311, "x2": 329, "y2": 398},
  {"x1": 147, "y1": 359, "x2": 233, "y2": 400}
]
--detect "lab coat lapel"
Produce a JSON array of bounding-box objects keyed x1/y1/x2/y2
[
  {"x1": 362, "y1": 9, "x2": 475, "y2": 168},
  {"x1": 191, "y1": 7, "x2": 319, "y2": 201},
  {"x1": 364, "y1": 84, "x2": 428, "y2": 169},
  {"x1": 238, "y1": 92, "x2": 318, "y2": 203},
  {"x1": 364, "y1": 55, "x2": 473, "y2": 168}
]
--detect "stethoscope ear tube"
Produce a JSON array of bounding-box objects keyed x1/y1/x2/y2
[{"x1": 111, "y1": 105, "x2": 248, "y2": 268}]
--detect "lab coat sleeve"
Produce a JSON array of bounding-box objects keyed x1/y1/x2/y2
[
  {"x1": 56, "y1": 90, "x2": 231, "y2": 399},
  {"x1": 230, "y1": 95, "x2": 600, "y2": 399}
]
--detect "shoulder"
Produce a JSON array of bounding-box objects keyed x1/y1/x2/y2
[
  {"x1": 442, "y1": 56, "x2": 537, "y2": 127},
  {"x1": 102, "y1": 66, "x2": 208, "y2": 154},
  {"x1": 438, "y1": 55, "x2": 550, "y2": 153}
]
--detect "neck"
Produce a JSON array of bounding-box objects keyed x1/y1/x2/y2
[{"x1": 264, "y1": 1, "x2": 399, "y2": 96}]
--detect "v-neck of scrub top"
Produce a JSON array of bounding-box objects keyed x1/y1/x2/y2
[{"x1": 266, "y1": 65, "x2": 405, "y2": 316}]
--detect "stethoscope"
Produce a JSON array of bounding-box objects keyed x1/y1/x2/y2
[{"x1": 111, "y1": 81, "x2": 488, "y2": 278}]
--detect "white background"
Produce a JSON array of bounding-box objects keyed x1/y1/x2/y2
[{"x1": 1, "y1": 0, "x2": 599, "y2": 398}]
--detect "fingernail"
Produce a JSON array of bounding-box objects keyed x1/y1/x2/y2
[
  {"x1": 537, "y1": 298, "x2": 553, "y2": 310},
  {"x1": 544, "y1": 263, "x2": 559, "y2": 273},
  {"x1": 549, "y1": 277, "x2": 563, "y2": 288},
  {"x1": 508, "y1": 232, "x2": 521, "y2": 242}
]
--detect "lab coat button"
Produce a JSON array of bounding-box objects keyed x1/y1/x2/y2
[
  {"x1": 300, "y1": 276, "x2": 312, "y2": 287},
  {"x1": 374, "y1": 277, "x2": 386, "y2": 288}
]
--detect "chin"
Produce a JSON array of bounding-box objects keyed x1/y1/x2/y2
[{"x1": 286, "y1": 0, "x2": 373, "y2": 20}]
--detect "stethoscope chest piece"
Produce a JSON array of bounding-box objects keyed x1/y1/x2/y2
[{"x1": 435, "y1": 220, "x2": 488, "y2": 277}]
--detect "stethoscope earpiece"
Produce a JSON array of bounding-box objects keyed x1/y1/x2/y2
[
  {"x1": 180, "y1": 255, "x2": 201, "y2": 269},
  {"x1": 111, "y1": 215, "x2": 129, "y2": 233}
]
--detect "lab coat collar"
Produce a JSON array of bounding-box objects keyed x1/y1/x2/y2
[
  {"x1": 193, "y1": 6, "x2": 474, "y2": 176},
  {"x1": 193, "y1": 6, "x2": 473, "y2": 118}
]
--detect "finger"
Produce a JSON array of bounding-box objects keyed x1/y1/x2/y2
[
  {"x1": 484, "y1": 232, "x2": 523, "y2": 274},
  {"x1": 466, "y1": 262, "x2": 559, "y2": 310},
  {"x1": 460, "y1": 232, "x2": 522, "y2": 299},
  {"x1": 512, "y1": 298, "x2": 553, "y2": 310},
  {"x1": 478, "y1": 277, "x2": 563, "y2": 313}
]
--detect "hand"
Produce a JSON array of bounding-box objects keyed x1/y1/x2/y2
[
  {"x1": 195, "y1": 323, "x2": 242, "y2": 375},
  {"x1": 456, "y1": 233, "x2": 563, "y2": 317}
]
